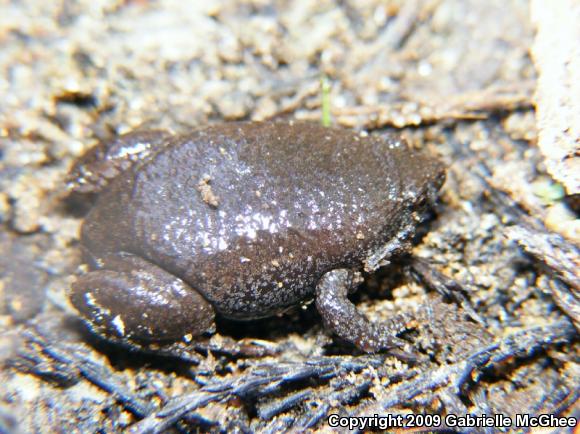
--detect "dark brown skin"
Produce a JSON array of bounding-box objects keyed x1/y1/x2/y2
[{"x1": 68, "y1": 121, "x2": 445, "y2": 355}]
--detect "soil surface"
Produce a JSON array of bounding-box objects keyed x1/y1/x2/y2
[{"x1": 0, "y1": 1, "x2": 578, "y2": 433}]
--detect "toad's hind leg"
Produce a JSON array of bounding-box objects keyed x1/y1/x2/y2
[
  {"x1": 315, "y1": 269, "x2": 416, "y2": 359},
  {"x1": 70, "y1": 254, "x2": 215, "y2": 343}
]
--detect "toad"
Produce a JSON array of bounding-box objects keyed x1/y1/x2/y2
[{"x1": 68, "y1": 121, "x2": 445, "y2": 356}]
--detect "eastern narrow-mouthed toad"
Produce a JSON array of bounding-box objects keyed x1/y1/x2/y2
[{"x1": 68, "y1": 121, "x2": 445, "y2": 355}]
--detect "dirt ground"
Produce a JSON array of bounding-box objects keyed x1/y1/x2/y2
[{"x1": 0, "y1": 1, "x2": 578, "y2": 433}]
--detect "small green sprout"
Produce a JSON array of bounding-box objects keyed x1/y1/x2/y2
[{"x1": 320, "y1": 74, "x2": 331, "y2": 127}]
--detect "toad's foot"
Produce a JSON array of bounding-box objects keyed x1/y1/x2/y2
[{"x1": 315, "y1": 269, "x2": 418, "y2": 361}]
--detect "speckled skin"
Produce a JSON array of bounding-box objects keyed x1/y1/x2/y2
[{"x1": 69, "y1": 121, "x2": 445, "y2": 353}]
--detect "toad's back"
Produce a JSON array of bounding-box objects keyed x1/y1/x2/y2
[{"x1": 81, "y1": 122, "x2": 442, "y2": 319}]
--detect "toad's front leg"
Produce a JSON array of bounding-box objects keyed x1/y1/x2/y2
[
  {"x1": 315, "y1": 269, "x2": 416, "y2": 360},
  {"x1": 70, "y1": 254, "x2": 215, "y2": 343}
]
